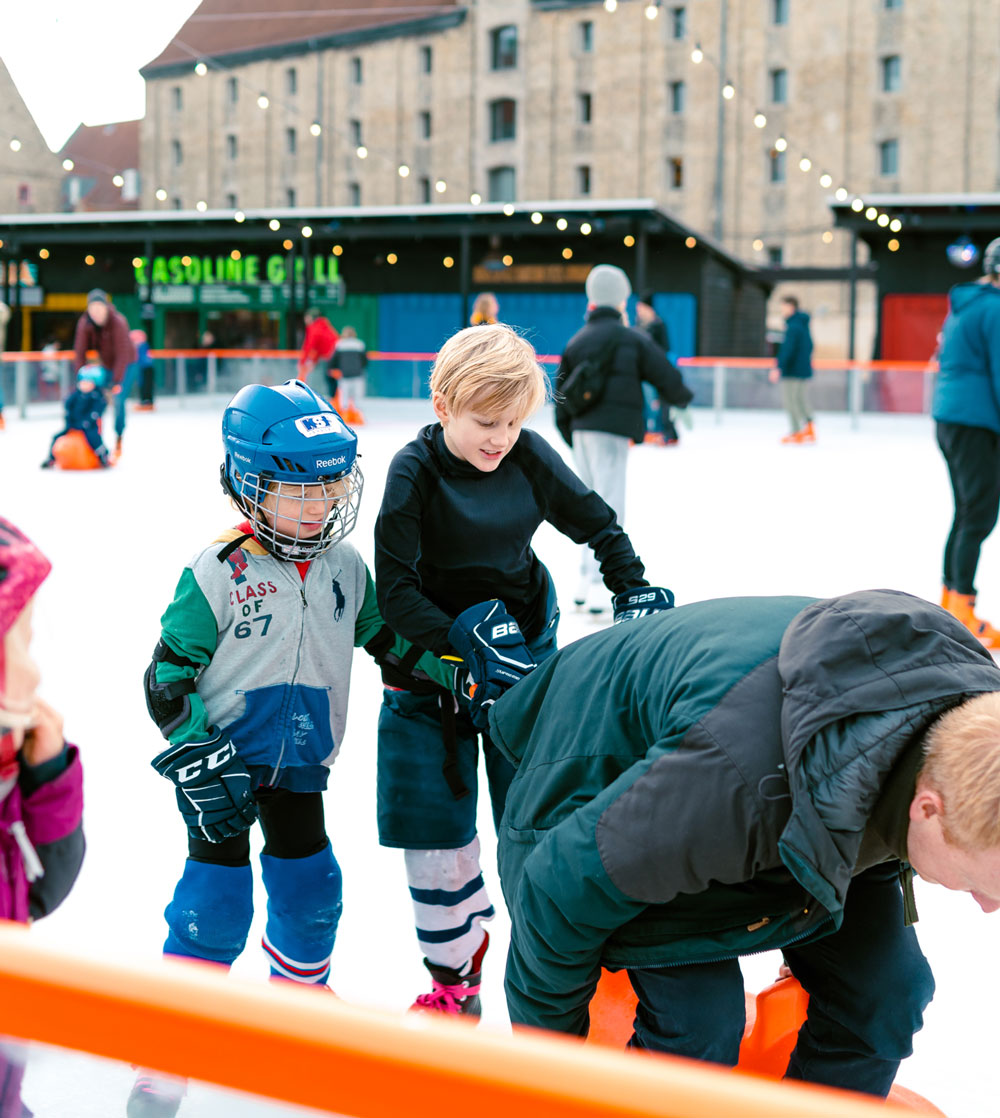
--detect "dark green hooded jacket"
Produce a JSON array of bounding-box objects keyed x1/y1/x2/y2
[{"x1": 489, "y1": 590, "x2": 1000, "y2": 1035}]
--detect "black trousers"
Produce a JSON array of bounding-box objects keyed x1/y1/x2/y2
[
  {"x1": 188, "y1": 787, "x2": 327, "y2": 866},
  {"x1": 936, "y1": 421, "x2": 1000, "y2": 595}
]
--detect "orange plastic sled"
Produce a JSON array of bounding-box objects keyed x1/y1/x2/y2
[
  {"x1": 587, "y1": 969, "x2": 946, "y2": 1115},
  {"x1": 51, "y1": 429, "x2": 105, "y2": 470}
]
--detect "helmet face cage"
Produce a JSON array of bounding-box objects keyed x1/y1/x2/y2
[{"x1": 232, "y1": 461, "x2": 364, "y2": 560}]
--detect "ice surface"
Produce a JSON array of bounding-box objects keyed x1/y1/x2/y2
[{"x1": 2, "y1": 398, "x2": 997, "y2": 1116}]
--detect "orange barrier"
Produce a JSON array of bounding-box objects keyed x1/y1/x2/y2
[
  {"x1": 587, "y1": 969, "x2": 945, "y2": 1115},
  {"x1": 0, "y1": 921, "x2": 912, "y2": 1118}
]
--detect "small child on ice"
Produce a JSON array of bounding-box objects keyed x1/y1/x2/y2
[
  {"x1": 40, "y1": 363, "x2": 111, "y2": 468},
  {"x1": 131, "y1": 379, "x2": 455, "y2": 1118}
]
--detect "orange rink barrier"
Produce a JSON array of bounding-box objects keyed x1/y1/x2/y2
[{"x1": 0, "y1": 922, "x2": 917, "y2": 1118}]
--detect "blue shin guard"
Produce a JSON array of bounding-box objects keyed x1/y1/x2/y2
[
  {"x1": 260, "y1": 843, "x2": 343, "y2": 985},
  {"x1": 163, "y1": 858, "x2": 253, "y2": 966}
]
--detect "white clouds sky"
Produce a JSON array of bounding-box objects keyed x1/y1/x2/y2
[{"x1": 1, "y1": 0, "x2": 200, "y2": 150}]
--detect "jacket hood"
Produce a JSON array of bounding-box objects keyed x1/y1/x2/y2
[
  {"x1": 948, "y1": 280, "x2": 1000, "y2": 314},
  {"x1": 776, "y1": 589, "x2": 1000, "y2": 911}
]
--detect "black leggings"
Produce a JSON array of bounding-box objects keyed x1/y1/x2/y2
[
  {"x1": 188, "y1": 787, "x2": 327, "y2": 867},
  {"x1": 937, "y1": 421, "x2": 1000, "y2": 595}
]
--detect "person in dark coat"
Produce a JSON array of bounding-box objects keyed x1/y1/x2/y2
[
  {"x1": 769, "y1": 294, "x2": 815, "y2": 443},
  {"x1": 72, "y1": 289, "x2": 137, "y2": 460},
  {"x1": 634, "y1": 291, "x2": 681, "y2": 445},
  {"x1": 491, "y1": 588, "x2": 1000, "y2": 1098},
  {"x1": 555, "y1": 265, "x2": 692, "y2": 613},
  {"x1": 932, "y1": 236, "x2": 1000, "y2": 649}
]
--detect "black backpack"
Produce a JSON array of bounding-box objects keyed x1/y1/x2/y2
[{"x1": 560, "y1": 329, "x2": 623, "y2": 419}]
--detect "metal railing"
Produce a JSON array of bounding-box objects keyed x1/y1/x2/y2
[{"x1": 0, "y1": 349, "x2": 938, "y2": 429}]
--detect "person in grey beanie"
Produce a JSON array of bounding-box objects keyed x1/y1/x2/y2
[{"x1": 555, "y1": 265, "x2": 692, "y2": 614}]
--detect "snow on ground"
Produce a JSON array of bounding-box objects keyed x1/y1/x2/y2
[{"x1": 2, "y1": 397, "x2": 998, "y2": 1117}]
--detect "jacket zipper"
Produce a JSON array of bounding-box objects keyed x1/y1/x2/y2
[
  {"x1": 269, "y1": 563, "x2": 309, "y2": 785},
  {"x1": 9, "y1": 821, "x2": 44, "y2": 882}
]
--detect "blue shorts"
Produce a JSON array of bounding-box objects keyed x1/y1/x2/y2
[{"x1": 377, "y1": 586, "x2": 559, "y2": 850}]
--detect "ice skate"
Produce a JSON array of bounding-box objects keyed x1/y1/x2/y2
[
  {"x1": 111, "y1": 436, "x2": 123, "y2": 464},
  {"x1": 798, "y1": 420, "x2": 816, "y2": 443},
  {"x1": 411, "y1": 931, "x2": 488, "y2": 1017},
  {"x1": 948, "y1": 592, "x2": 1000, "y2": 649},
  {"x1": 573, "y1": 576, "x2": 589, "y2": 608},
  {"x1": 780, "y1": 428, "x2": 805, "y2": 444},
  {"x1": 126, "y1": 1071, "x2": 186, "y2": 1118},
  {"x1": 342, "y1": 401, "x2": 365, "y2": 426}
]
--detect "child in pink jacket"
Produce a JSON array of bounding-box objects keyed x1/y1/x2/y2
[{"x1": 0, "y1": 516, "x2": 85, "y2": 1115}]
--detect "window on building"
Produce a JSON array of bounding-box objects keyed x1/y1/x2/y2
[
  {"x1": 772, "y1": 0, "x2": 788, "y2": 25},
  {"x1": 419, "y1": 176, "x2": 431, "y2": 203},
  {"x1": 671, "y1": 6, "x2": 686, "y2": 39},
  {"x1": 171, "y1": 86, "x2": 183, "y2": 111},
  {"x1": 226, "y1": 192, "x2": 237, "y2": 209},
  {"x1": 227, "y1": 77, "x2": 238, "y2": 103},
  {"x1": 350, "y1": 119, "x2": 363, "y2": 146},
  {"x1": 172, "y1": 197, "x2": 183, "y2": 210},
  {"x1": 489, "y1": 98, "x2": 517, "y2": 141},
  {"x1": 419, "y1": 110, "x2": 432, "y2": 139},
  {"x1": 578, "y1": 92, "x2": 592, "y2": 124},
  {"x1": 884, "y1": 0, "x2": 902, "y2": 8},
  {"x1": 670, "y1": 80, "x2": 685, "y2": 113},
  {"x1": 171, "y1": 139, "x2": 183, "y2": 166},
  {"x1": 487, "y1": 165, "x2": 516, "y2": 203},
  {"x1": 286, "y1": 127, "x2": 297, "y2": 155},
  {"x1": 769, "y1": 148, "x2": 786, "y2": 182},
  {"x1": 768, "y1": 245, "x2": 783, "y2": 264},
  {"x1": 576, "y1": 165, "x2": 591, "y2": 195},
  {"x1": 578, "y1": 20, "x2": 594, "y2": 52},
  {"x1": 881, "y1": 54, "x2": 901, "y2": 92},
  {"x1": 286, "y1": 187, "x2": 296, "y2": 206},
  {"x1": 349, "y1": 182, "x2": 361, "y2": 206},
  {"x1": 770, "y1": 67, "x2": 788, "y2": 103},
  {"x1": 226, "y1": 134, "x2": 238, "y2": 160},
  {"x1": 490, "y1": 25, "x2": 518, "y2": 70},
  {"x1": 351, "y1": 56, "x2": 363, "y2": 84},
  {"x1": 879, "y1": 137, "x2": 899, "y2": 175},
  {"x1": 286, "y1": 67, "x2": 297, "y2": 95},
  {"x1": 668, "y1": 156, "x2": 684, "y2": 189},
  {"x1": 421, "y1": 45, "x2": 433, "y2": 73}
]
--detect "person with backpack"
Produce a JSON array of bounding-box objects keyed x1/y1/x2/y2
[{"x1": 555, "y1": 265, "x2": 692, "y2": 614}]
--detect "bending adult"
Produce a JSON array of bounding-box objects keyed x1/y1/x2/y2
[
  {"x1": 933, "y1": 235, "x2": 1000, "y2": 647},
  {"x1": 72, "y1": 289, "x2": 137, "y2": 460},
  {"x1": 492, "y1": 588, "x2": 1000, "y2": 1098}
]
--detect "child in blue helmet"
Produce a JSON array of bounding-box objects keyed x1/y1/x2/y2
[
  {"x1": 130, "y1": 380, "x2": 457, "y2": 1118},
  {"x1": 40, "y1": 364, "x2": 110, "y2": 468}
]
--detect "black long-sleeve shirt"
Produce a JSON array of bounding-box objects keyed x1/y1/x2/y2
[{"x1": 374, "y1": 424, "x2": 647, "y2": 654}]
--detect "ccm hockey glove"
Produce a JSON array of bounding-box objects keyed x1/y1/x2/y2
[
  {"x1": 612, "y1": 586, "x2": 675, "y2": 624},
  {"x1": 152, "y1": 731, "x2": 259, "y2": 843},
  {"x1": 448, "y1": 600, "x2": 537, "y2": 730}
]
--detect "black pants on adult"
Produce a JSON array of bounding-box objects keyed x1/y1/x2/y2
[
  {"x1": 936, "y1": 421, "x2": 1000, "y2": 595},
  {"x1": 626, "y1": 864, "x2": 934, "y2": 1098}
]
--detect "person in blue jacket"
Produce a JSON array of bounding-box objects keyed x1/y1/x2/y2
[
  {"x1": 769, "y1": 295, "x2": 815, "y2": 443},
  {"x1": 932, "y1": 236, "x2": 1000, "y2": 648},
  {"x1": 40, "y1": 364, "x2": 110, "y2": 468}
]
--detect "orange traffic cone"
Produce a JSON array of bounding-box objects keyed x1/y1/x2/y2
[{"x1": 342, "y1": 401, "x2": 365, "y2": 426}]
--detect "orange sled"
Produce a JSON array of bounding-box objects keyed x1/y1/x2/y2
[
  {"x1": 52, "y1": 429, "x2": 104, "y2": 470},
  {"x1": 587, "y1": 969, "x2": 945, "y2": 1114}
]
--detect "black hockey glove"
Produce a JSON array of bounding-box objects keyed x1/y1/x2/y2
[
  {"x1": 612, "y1": 585, "x2": 675, "y2": 624},
  {"x1": 151, "y1": 731, "x2": 259, "y2": 843},
  {"x1": 448, "y1": 600, "x2": 537, "y2": 730}
]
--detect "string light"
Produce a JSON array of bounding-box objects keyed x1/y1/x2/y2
[
  {"x1": 819, "y1": 172, "x2": 832, "y2": 188},
  {"x1": 62, "y1": 158, "x2": 74, "y2": 171},
  {"x1": 530, "y1": 211, "x2": 543, "y2": 224},
  {"x1": 38, "y1": 248, "x2": 49, "y2": 259},
  {"x1": 556, "y1": 217, "x2": 568, "y2": 231},
  {"x1": 112, "y1": 174, "x2": 125, "y2": 187},
  {"x1": 877, "y1": 213, "x2": 890, "y2": 227},
  {"x1": 865, "y1": 206, "x2": 878, "y2": 220},
  {"x1": 282, "y1": 238, "x2": 293, "y2": 250},
  {"x1": 230, "y1": 249, "x2": 241, "y2": 260},
  {"x1": 752, "y1": 238, "x2": 764, "y2": 251},
  {"x1": 623, "y1": 234, "x2": 635, "y2": 246},
  {"x1": 753, "y1": 111, "x2": 767, "y2": 128},
  {"x1": 685, "y1": 236, "x2": 697, "y2": 249},
  {"x1": 798, "y1": 155, "x2": 811, "y2": 172},
  {"x1": 443, "y1": 255, "x2": 454, "y2": 268},
  {"x1": 604, "y1": 0, "x2": 617, "y2": 10},
  {"x1": 721, "y1": 80, "x2": 735, "y2": 100},
  {"x1": 691, "y1": 44, "x2": 704, "y2": 63},
  {"x1": 502, "y1": 254, "x2": 513, "y2": 266},
  {"x1": 302, "y1": 225, "x2": 313, "y2": 237},
  {"x1": 386, "y1": 252, "x2": 398, "y2": 264},
  {"x1": 84, "y1": 254, "x2": 95, "y2": 265},
  {"x1": 194, "y1": 62, "x2": 208, "y2": 76},
  {"x1": 234, "y1": 210, "x2": 246, "y2": 223},
  {"x1": 580, "y1": 222, "x2": 593, "y2": 235},
  {"x1": 562, "y1": 247, "x2": 573, "y2": 259},
  {"x1": 356, "y1": 146, "x2": 368, "y2": 159},
  {"x1": 435, "y1": 179, "x2": 447, "y2": 193},
  {"x1": 822, "y1": 230, "x2": 834, "y2": 243},
  {"x1": 835, "y1": 187, "x2": 849, "y2": 201},
  {"x1": 503, "y1": 203, "x2": 515, "y2": 216},
  {"x1": 8, "y1": 138, "x2": 21, "y2": 152},
  {"x1": 644, "y1": 1, "x2": 660, "y2": 19},
  {"x1": 470, "y1": 192, "x2": 482, "y2": 204},
  {"x1": 333, "y1": 244, "x2": 343, "y2": 255},
  {"x1": 155, "y1": 188, "x2": 168, "y2": 201},
  {"x1": 774, "y1": 136, "x2": 787, "y2": 152},
  {"x1": 888, "y1": 238, "x2": 900, "y2": 252},
  {"x1": 890, "y1": 218, "x2": 902, "y2": 232},
  {"x1": 268, "y1": 218, "x2": 281, "y2": 230},
  {"x1": 195, "y1": 199, "x2": 207, "y2": 211},
  {"x1": 309, "y1": 122, "x2": 322, "y2": 137},
  {"x1": 257, "y1": 93, "x2": 269, "y2": 109},
  {"x1": 397, "y1": 164, "x2": 410, "y2": 178}
]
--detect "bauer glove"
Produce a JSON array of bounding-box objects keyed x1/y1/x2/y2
[
  {"x1": 448, "y1": 599, "x2": 537, "y2": 730},
  {"x1": 612, "y1": 586, "x2": 675, "y2": 624},
  {"x1": 152, "y1": 731, "x2": 258, "y2": 843}
]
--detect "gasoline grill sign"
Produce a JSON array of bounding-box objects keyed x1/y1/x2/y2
[{"x1": 134, "y1": 254, "x2": 340, "y2": 286}]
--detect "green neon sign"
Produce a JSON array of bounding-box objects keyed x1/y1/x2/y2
[{"x1": 133, "y1": 254, "x2": 340, "y2": 286}]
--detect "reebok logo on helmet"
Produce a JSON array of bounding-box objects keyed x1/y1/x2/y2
[{"x1": 316, "y1": 455, "x2": 347, "y2": 469}]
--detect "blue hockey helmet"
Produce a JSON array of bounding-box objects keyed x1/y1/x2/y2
[
  {"x1": 76, "y1": 364, "x2": 105, "y2": 387},
  {"x1": 221, "y1": 379, "x2": 364, "y2": 559},
  {"x1": 985, "y1": 237, "x2": 1000, "y2": 276}
]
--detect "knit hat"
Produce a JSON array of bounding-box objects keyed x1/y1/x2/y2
[
  {"x1": 585, "y1": 265, "x2": 631, "y2": 309},
  {"x1": 86, "y1": 288, "x2": 108, "y2": 305}
]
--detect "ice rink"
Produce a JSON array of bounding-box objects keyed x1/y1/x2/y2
[{"x1": 3, "y1": 395, "x2": 999, "y2": 1117}]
